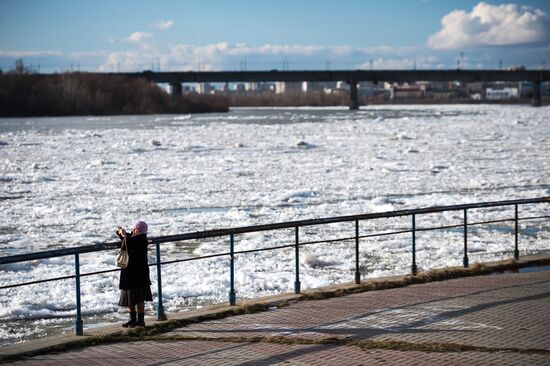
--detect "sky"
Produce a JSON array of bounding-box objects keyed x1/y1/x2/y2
[{"x1": 0, "y1": 0, "x2": 549, "y2": 73}]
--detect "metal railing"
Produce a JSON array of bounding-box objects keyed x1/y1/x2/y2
[{"x1": 0, "y1": 197, "x2": 548, "y2": 335}]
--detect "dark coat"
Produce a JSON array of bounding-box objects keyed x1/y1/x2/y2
[{"x1": 118, "y1": 233, "x2": 151, "y2": 290}]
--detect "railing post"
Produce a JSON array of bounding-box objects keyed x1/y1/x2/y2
[
  {"x1": 514, "y1": 204, "x2": 519, "y2": 260},
  {"x1": 355, "y1": 220, "x2": 361, "y2": 284},
  {"x1": 294, "y1": 227, "x2": 301, "y2": 294},
  {"x1": 229, "y1": 233, "x2": 236, "y2": 305},
  {"x1": 463, "y1": 209, "x2": 469, "y2": 268},
  {"x1": 411, "y1": 214, "x2": 417, "y2": 275},
  {"x1": 155, "y1": 242, "x2": 166, "y2": 320},
  {"x1": 532, "y1": 80, "x2": 542, "y2": 107},
  {"x1": 74, "y1": 253, "x2": 83, "y2": 335}
]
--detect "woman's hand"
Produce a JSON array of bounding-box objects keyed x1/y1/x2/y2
[{"x1": 117, "y1": 227, "x2": 127, "y2": 238}]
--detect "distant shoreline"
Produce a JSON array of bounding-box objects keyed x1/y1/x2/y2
[
  {"x1": 1, "y1": 73, "x2": 546, "y2": 117},
  {"x1": 226, "y1": 91, "x2": 547, "y2": 108},
  {"x1": 0, "y1": 73, "x2": 229, "y2": 117},
  {"x1": 229, "y1": 98, "x2": 547, "y2": 107}
]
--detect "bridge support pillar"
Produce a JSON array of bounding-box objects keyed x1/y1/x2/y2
[
  {"x1": 348, "y1": 81, "x2": 359, "y2": 110},
  {"x1": 170, "y1": 82, "x2": 182, "y2": 98},
  {"x1": 532, "y1": 80, "x2": 541, "y2": 107}
]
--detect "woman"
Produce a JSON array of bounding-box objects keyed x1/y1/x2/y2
[{"x1": 116, "y1": 220, "x2": 152, "y2": 328}]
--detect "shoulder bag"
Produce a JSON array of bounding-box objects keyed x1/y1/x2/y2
[{"x1": 116, "y1": 237, "x2": 129, "y2": 268}]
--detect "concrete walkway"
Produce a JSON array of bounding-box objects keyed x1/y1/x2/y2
[{"x1": 2, "y1": 260, "x2": 550, "y2": 365}]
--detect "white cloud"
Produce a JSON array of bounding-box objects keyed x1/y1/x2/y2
[
  {"x1": 222, "y1": 43, "x2": 358, "y2": 57},
  {"x1": 92, "y1": 39, "x2": 546, "y2": 72},
  {"x1": 0, "y1": 50, "x2": 62, "y2": 57},
  {"x1": 357, "y1": 55, "x2": 440, "y2": 70},
  {"x1": 98, "y1": 43, "x2": 446, "y2": 72},
  {"x1": 151, "y1": 20, "x2": 174, "y2": 30},
  {"x1": 122, "y1": 31, "x2": 153, "y2": 43},
  {"x1": 428, "y1": 2, "x2": 550, "y2": 49}
]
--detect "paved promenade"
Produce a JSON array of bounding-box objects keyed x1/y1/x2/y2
[{"x1": 3, "y1": 267, "x2": 550, "y2": 365}]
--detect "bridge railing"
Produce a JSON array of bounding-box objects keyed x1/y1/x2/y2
[{"x1": 0, "y1": 197, "x2": 548, "y2": 336}]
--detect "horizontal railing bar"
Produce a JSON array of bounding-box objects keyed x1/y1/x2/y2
[
  {"x1": 300, "y1": 236, "x2": 356, "y2": 246},
  {"x1": 80, "y1": 268, "x2": 120, "y2": 278},
  {"x1": 415, "y1": 223, "x2": 464, "y2": 232},
  {"x1": 0, "y1": 196, "x2": 550, "y2": 264},
  {"x1": 416, "y1": 218, "x2": 513, "y2": 232},
  {"x1": 157, "y1": 252, "x2": 230, "y2": 266},
  {"x1": 151, "y1": 197, "x2": 549, "y2": 243},
  {"x1": 360, "y1": 229, "x2": 413, "y2": 239},
  {"x1": 1, "y1": 197, "x2": 548, "y2": 265},
  {"x1": 234, "y1": 244, "x2": 296, "y2": 255},
  {"x1": 2, "y1": 212, "x2": 549, "y2": 290},
  {"x1": 518, "y1": 215, "x2": 550, "y2": 221},
  {"x1": 0, "y1": 242, "x2": 121, "y2": 265},
  {"x1": 0, "y1": 274, "x2": 75, "y2": 290},
  {"x1": 152, "y1": 213, "x2": 548, "y2": 261}
]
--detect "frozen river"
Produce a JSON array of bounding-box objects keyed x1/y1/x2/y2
[{"x1": 0, "y1": 105, "x2": 549, "y2": 345}]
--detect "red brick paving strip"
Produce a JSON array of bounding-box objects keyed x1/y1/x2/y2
[
  {"x1": 7, "y1": 340, "x2": 550, "y2": 366},
  {"x1": 168, "y1": 270, "x2": 550, "y2": 351}
]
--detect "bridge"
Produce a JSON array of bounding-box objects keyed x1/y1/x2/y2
[{"x1": 111, "y1": 69, "x2": 550, "y2": 109}]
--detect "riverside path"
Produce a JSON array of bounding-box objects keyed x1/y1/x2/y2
[{"x1": 2, "y1": 256, "x2": 550, "y2": 365}]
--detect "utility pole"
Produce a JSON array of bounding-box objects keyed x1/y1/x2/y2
[{"x1": 282, "y1": 59, "x2": 289, "y2": 71}]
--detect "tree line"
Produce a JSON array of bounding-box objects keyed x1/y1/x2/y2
[{"x1": 0, "y1": 62, "x2": 228, "y2": 117}]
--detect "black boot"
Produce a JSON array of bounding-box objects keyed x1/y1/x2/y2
[
  {"x1": 122, "y1": 311, "x2": 137, "y2": 328},
  {"x1": 137, "y1": 313, "x2": 145, "y2": 327}
]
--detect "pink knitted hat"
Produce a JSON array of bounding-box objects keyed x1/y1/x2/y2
[{"x1": 132, "y1": 220, "x2": 148, "y2": 234}]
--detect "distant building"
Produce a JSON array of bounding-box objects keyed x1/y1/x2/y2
[
  {"x1": 275, "y1": 82, "x2": 302, "y2": 94},
  {"x1": 257, "y1": 82, "x2": 276, "y2": 92},
  {"x1": 387, "y1": 83, "x2": 426, "y2": 99},
  {"x1": 245, "y1": 82, "x2": 258, "y2": 91},
  {"x1": 486, "y1": 87, "x2": 519, "y2": 100},
  {"x1": 431, "y1": 90, "x2": 454, "y2": 100},
  {"x1": 467, "y1": 82, "x2": 484, "y2": 95},
  {"x1": 302, "y1": 81, "x2": 336, "y2": 93},
  {"x1": 195, "y1": 83, "x2": 215, "y2": 94},
  {"x1": 336, "y1": 81, "x2": 350, "y2": 91}
]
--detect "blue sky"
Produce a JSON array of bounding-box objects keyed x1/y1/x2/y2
[{"x1": 1, "y1": 0, "x2": 549, "y2": 72}]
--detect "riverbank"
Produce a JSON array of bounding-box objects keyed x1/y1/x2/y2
[
  {"x1": 0, "y1": 73, "x2": 228, "y2": 117},
  {"x1": 227, "y1": 91, "x2": 548, "y2": 107},
  {"x1": 2, "y1": 254, "x2": 549, "y2": 363}
]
